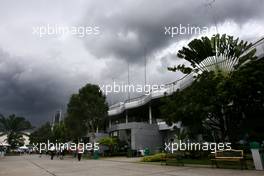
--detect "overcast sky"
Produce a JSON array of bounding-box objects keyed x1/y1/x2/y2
[{"x1": 0, "y1": 0, "x2": 263, "y2": 125}]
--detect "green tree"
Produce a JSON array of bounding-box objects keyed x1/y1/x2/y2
[
  {"x1": 224, "y1": 58, "x2": 264, "y2": 142},
  {"x1": 65, "y1": 84, "x2": 108, "y2": 142},
  {"x1": 29, "y1": 122, "x2": 52, "y2": 144},
  {"x1": 51, "y1": 122, "x2": 68, "y2": 143},
  {"x1": 162, "y1": 34, "x2": 262, "y2": 143},
  {"x1": 98, "y1": 136, "x2": 118, "y2": 155},
  {"x1": 30, "y1": 121, "x2": 69, "y2": 144},
  {"x1": 0, "y1": 114, "x2": 32, "y2": 148},
  {"x1": 161, "y1": 71, "x2": 229, "y2": 141}
]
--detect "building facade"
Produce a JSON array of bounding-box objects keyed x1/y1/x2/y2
[{"x1": 105, "y1": 37, "x2": 264, "y2": 152}]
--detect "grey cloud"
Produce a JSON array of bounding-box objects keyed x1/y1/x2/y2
[
  {"x1": 0, "y1": 49, "x2": 90, "y2": 125},
  {"x1": 0, "y1": 0, "x2": 263, "y2": 125},
  {"x1": 80, "y1": 0, "x2": 264, "y2": 64}
]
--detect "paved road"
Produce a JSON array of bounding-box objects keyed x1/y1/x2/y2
[{"x1": 0, "y1": 155, "x2": 263, "y2": 176}]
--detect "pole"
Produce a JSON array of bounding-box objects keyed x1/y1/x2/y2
[{"x1": 128, "y1": 62, "x2": 130, "y2": 100}]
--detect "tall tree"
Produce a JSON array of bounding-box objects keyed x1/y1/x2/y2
[
  {"x1": 0, "y1": 114, "x2": 32, "y2": 148},
  {"x1": 224, "y1": 58, "x2": 264, "y2": 142},
  {"x1": 65, "y1": 84, "x2": 108, "y2": 142},
  {"x1": 162, "y1": 34, "x2": 262, "y2": 143},
  {"x1": 161, "y1": 71, "x2": 229, "y2": 141}
]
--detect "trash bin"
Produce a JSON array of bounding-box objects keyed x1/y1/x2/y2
[
  {"x1": 93, "y1": 150, "x2": 99, "y2": 160},
  {"x1": 250, "y1": 142, "x2": 264, "y2": 170},
  {"x1": 144, "y1": 148, "x2": 150, "y2": 156}
]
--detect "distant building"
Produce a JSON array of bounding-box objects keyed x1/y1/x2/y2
[
  {"x1": 51, "y1": 110, "x2": 63, "y2": 130},
  {"x1": 107, "y1": 85, "x2": 187, "y2": 152}
]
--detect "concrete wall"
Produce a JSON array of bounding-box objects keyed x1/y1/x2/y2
[{"x1": 109, "y1": 122, "x2": 162, "y2": 152}]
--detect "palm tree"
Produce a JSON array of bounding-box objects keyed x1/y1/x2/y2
[
  {"x1": 168, "y1": 34, "x2": 256, "y2": 75},
  {"x1": 165, "y1": 34, "x2": 258, "y2": 142},
  {"x1": 0, "y1": 114, "x2": 32, "y2": 148}
]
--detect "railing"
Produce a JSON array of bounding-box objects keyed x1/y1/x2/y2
[
  {"x1": 240, "y1": 36, "x2": 264, "y2": 58},
  {"x1": 108, "y1": 72, "x2": 195, "y2": 116}
]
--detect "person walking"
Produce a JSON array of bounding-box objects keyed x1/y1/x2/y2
[
  {"x1": 0, "y1": 147, "x2": 3, "y2": 157},
  {"x1": 60, "y1": 145, "x2": 65, "y2": 160},
  {"x1": 77, "y1": 145, "x2": 83, "y2": 161},
  {"x1": 50, "y1": 145, "x2": 55, "y2": 160}
]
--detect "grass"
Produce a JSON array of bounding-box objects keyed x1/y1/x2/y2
[{"x1": 141, "y1": 158, "x2": 255, "y2": 170}]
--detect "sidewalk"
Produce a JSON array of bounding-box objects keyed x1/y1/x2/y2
[{"x1": 0, "y1": 155, "x2": 263, "y2": 176}]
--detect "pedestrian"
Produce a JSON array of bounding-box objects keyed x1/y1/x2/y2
[
  {"x1": 60, "y1": 145, "x2": 65, "y2": 160},
  {"x1": 56, "y1": 149, "x2": 59, "y2": 158},
  {"x1": 50, "y1": 145, "x2": 55, "y2": 160},
  {"x1": 0, "y1": 147, "x2": 3, "y2": 157},
  {"x1": 77, "y1": 145, "x2": 83, "y2": 161}
]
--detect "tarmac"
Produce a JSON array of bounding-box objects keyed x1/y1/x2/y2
[{"x1": 0, "y1": 155, "x2": 263, "y2": 176}]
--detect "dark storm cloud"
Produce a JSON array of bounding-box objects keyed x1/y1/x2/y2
[
  {"x1": 0, "y1": 49, "x2": 70, "y2": 125},
  {"x1": 81, "y1": 0, "x2": 264, "y2": 64}
]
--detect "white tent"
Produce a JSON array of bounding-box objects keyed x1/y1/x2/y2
[
  {"x1": 18, "y1": 146, "x2": 28, "y2": 150},
  {"x1": 0, "y1": 142, "x2": 10, "y2": 147}
]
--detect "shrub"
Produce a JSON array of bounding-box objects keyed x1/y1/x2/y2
[
  {"x1": 141, "y1": 153, "x2": 166, "y2": 162},
  {"x1": 141, "y1": 152, "x2": 186, "y2": 162}
]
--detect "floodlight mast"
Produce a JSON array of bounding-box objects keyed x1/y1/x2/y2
[
  {"x1": 127, "y1": 62, "x2": 130, "y2": 101},
  {"x1": 144, "y1": 47, "x2": 147, "y2": 86}
]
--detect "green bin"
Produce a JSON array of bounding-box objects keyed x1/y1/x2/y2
[
  {"x1": 144, "y1": 148, "x2": 150, "y2": 156},
  {"x1": 93, "y1": 151, "x2": 99, "y2": 160}
]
